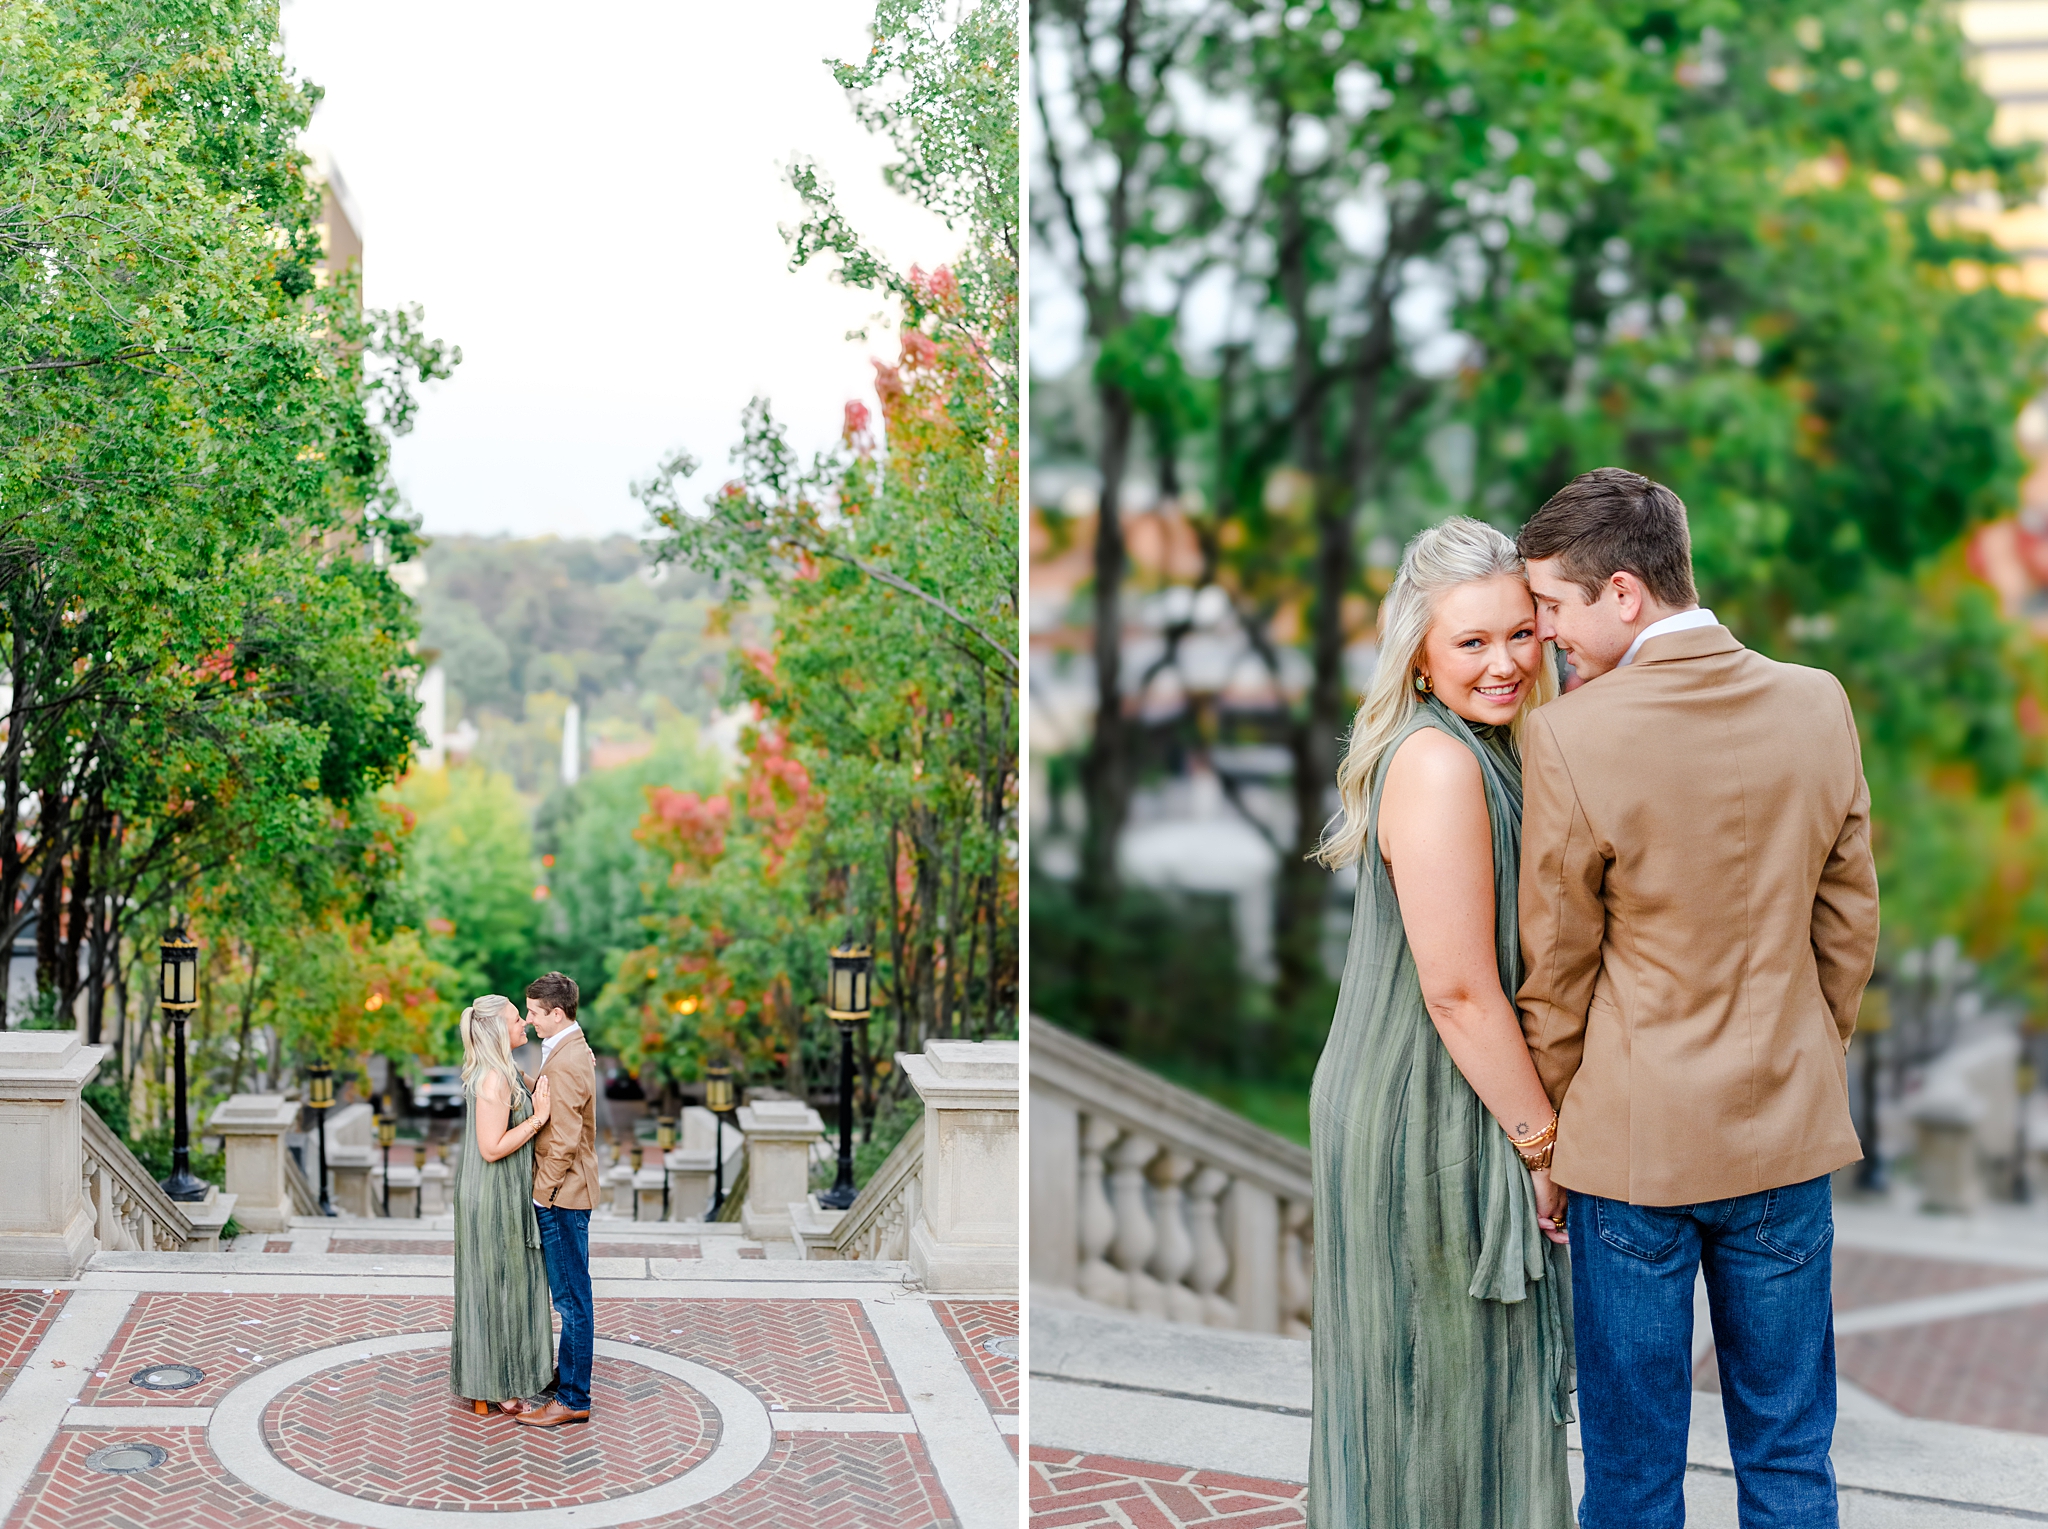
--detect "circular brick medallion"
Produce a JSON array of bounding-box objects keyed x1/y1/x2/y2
[
  {"x1": 263, "y1": 1347, "x2": 718, "y2": 1510},
  {"x1": 208, "y1": 1334, "x2": 775, "y2": 1529}
]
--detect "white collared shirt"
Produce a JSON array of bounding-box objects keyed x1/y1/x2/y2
[
  {"x1": 1619, "y1": 606, "x2": 1719, "y2": 668},
  {"x1": 532, "y1": 1021, "x2": 582, "y2": 1209},
  {"x1": 538, "y1": 1021, "x2": 581, "y2": 1065}
]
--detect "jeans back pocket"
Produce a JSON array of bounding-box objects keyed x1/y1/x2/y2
[
  {"x1": 1594, "y1": 1197, "x2": 1692, "y2": 1261},
  {"x1": 1754, "y1": 1174, "x2": 1834, "y2": 1265}
]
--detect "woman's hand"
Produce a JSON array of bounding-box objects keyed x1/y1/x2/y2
[
  {"x1": 1531, "y1": 1168, "x2": 1569, "y2": 1247},
  {"x1": 530, "y1": 1075, "x2": 552, "y2": 1126}
]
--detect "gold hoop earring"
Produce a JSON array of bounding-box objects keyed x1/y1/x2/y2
[{"x1": 1414, "y1": 673, "x2": 1433, "y2": 695}]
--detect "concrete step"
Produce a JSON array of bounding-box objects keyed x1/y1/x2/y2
[{"x1": 1031, "y1": 1297, "x2": 2048, "y2": 1526}]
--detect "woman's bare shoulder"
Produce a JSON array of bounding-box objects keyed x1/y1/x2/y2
[
  {"x1": 1382, "y1": 724, "x2": 1482, "y2": 799},
  {"x1": 474, "y1": 1070, "x2": 510, "y2": 1105}
]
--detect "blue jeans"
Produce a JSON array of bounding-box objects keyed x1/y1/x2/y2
[
  {"x1": 1572, "y1": 1173, "x2": 1838, "y2": 1529},
  {"x1": 535, "y1": 1205, "x2": 593, "y2": 1411}
]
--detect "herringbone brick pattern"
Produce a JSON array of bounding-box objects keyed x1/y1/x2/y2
[
  {"x1": 0, "y1": 1289, "x2": 66, "y2": 1383},
  {"x1": 329, "y1": 1238, "x2": 453, "y2": 1256},
  {"x1": 1831, "y1": 1248, "x2": 2037, "y2": 1312},
  {"x1": 261, "y1": 1240, "x2": 292, "y2": 1253},
  {"x1": 1031, "y1": 1447, "x2": 1306, "y2": 1528},
  {"x1": 6, "y1": 1426, "x2": 959, "y2": 1529},
  {"x1": 934, "y1": 1300, "x2": 1017, "y2": 1412},
  {"x1": 3, "y1": 1429, "x2": 314, "y2": 1529},
  {"x1": 601, "y1": 1299, "x2": 905, "y2": 1410},
  {"x1": 266, "y1": 1345, "x2": 718, "y2": 1508},
  {"x1": 1835, "y1": 1303, "x2": 2048, "y2": 1435},
  {"x1": 677, "y1": 1433, "x2": 957, "y2": 1528},
  {"x1": 77, "y1": 1293, "x2": 453, "y2": 1407}
]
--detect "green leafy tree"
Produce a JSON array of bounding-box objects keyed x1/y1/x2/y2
[
  {"x1": 1035, "y1": 0, "x2": 2048, "y2": 1033},
  {"x1": 393, "y1": 765, "x2": 542, "y2": 1001},
  {"x1": 616, "y1": 0, "x2": 1020, "y2": 1127}
]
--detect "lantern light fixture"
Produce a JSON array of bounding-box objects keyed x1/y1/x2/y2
[
  {"x1": 159, "y1": 927, "x2": 198, "y2": 1012},
  {"x1": 827, "y1": 944, "x2": 874, "y2": 1021}
]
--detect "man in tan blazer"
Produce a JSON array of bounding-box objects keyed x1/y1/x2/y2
[
  {"x1": 1515, "y1": 469, "x2": 1878, "y2": 1529},
  {"x1": 515, "y1": 971, "x2": 599, "y2": 1428}
]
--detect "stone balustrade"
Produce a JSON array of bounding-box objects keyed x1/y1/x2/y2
[
  {"x1": 81, "y1": 1108, "x2": 198, "y2": 1255},
  {"x1": 1031, "y1": 1015, "x2": 1313, "y2": 1336},
  {"x1": 796, "y1": 1114, "x2": 923, "y2": 1262}
]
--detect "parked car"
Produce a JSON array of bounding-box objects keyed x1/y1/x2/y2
[{"x1": 418, "y1": 1066, "x2": 466, "y2": 1119}]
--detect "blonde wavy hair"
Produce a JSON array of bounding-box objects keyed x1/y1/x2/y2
[
  {"x1": 459, "y1": 995, "x2": 522, "y2": 1102},
  {"x1": 1316, "y1": 516, "x2": 1557, "y2": 868}
]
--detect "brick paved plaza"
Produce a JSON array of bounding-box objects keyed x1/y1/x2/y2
[
  {"x1": 1029, "y1": 1201, "x2": 2048, "y2": 1528},
  {"x1": 0, "y1": 1221, "x2": 1017, "y2": 1529}
]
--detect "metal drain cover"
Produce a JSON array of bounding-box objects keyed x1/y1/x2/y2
[
  {"x1": 85, "y1": 1443, "x2": 166, "y2": 1475},
  {"x1": 982, "y1": 1336, "x2": 1019, "y2": 1360},
  {"x1": 131, "y1": 1363, "x2": 203, "y2": 1391}
]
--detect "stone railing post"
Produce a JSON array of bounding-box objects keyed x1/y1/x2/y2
[
  {"x1": 0, "y1": 1032, "x2": 107, "y2": 1277},
  {"x1": 420, "y1": 1146, "x2": 451, "y2": 1215},
  {"x1": 206, "y1": 1094, "x2": 298, "y2": 1234},
  {"x1": 736, "y1": 1098, "x2": 825, "y2": 1241},
  {"x1": 900, "y1": 1039, "x2": 1019, "y2": 1295},
  {"x1": 324, "y1": 1102, "x2": 376, "y2": 1218},
  {"x1": 663, "y1": 1106, "x2": 725, "y2": 1222},
  {"x1": 1913, "y1": 1083, "x2": 1986, "y2": 1214}
]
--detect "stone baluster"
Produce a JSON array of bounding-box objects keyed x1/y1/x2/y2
[
  {"x1": 1147, "y1": 1152, "x2": 1201, "y2": 1324},
  {"x1": 1224, "y1": 1178, "x2": 1281, "y2": 1333},
  {"x1": 1280, "y1": 1199, "x2": 1313, "y2": 1338},
  {"x1": 1186, "y1": 1166, "x2": 1235, "y2": 1328},
  {"x1": 1108, "y1": 1131, "x2": 1163, "y2": 1317},
  {"x1": 1076, "y1": 1116, "x2": 1123, "y2": 1308}
]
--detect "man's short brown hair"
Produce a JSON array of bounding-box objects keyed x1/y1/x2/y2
[
  {"x1": 526, "y1": 971, "x2": 579, "y2": 1020},
  {"x1": 1516, "y1": 467, "x2": 1699, "y2": 608}
]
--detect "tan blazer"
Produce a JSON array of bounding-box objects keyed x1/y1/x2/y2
[
  {"x1": 525, "y1": 1026, "x2": 599, "y2": 1211},
  {"x1": 1516, "y1": 625, "x2": 1879, "y2": 1206}
]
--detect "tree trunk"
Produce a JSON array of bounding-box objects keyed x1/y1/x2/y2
[{"x1": 1078, "y1": 386, "x2": 1136, "y2": 912}]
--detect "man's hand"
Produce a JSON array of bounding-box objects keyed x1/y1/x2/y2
[{"x1": 1532, "y1": 1168, "x2": 1569, "y2": 1246}]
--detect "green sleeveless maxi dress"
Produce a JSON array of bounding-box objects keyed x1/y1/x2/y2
[
  {"x1": 1308, "y1": 697, "x2": 1574, "y2": 1528},
  {"x1": 450, "y1": 1079, "x2": 555, "y2": 1404}
]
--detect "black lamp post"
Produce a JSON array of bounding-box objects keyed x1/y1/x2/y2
[
  {"x1": 306, "y1": 1061, "x2": 335, "y2": 1215},
  {"x1": 1855, "y1": 985, "x2": 1890, "y2": 1194},
  {"x1": 706, "y1": 1064, "x2": 735, "y2": 1217},
  {"x1": 656, "y1": 1114, "x2": 676, "y2": 1221},
  {"x1": 818, "y1": 943, "x2": 874, "y2": 1211},
  {"x1": 377, "y1": 1105, "x2": 396, "y2": 1218},
  {"x1": 158, "y1": 928, "x2": 207, "y2": 1202}
]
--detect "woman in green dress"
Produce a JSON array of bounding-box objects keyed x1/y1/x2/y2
[
  {"x1": 1308, "y1": 517, "x2": 1574, "y2": 1527},
  {"x1": 451, "y1": 994, "x2": 556, "y2": 1416}
]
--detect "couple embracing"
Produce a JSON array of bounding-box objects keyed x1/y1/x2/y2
[
  {"x1": 1309, "y1": 470, "x2": 1879, "y2": 1528},
  {"x1": 448, "y1": 972, "x2": 601, "y2": 1427}
]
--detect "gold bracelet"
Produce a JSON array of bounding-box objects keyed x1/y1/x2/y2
[{"x1": 1508, "y1": 1111, "x2": 1558, "y2": 1171}]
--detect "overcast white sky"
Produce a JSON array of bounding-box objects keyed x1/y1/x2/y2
[{"x1": 282, "y1": 1, "x2": 961, "y2": 540}]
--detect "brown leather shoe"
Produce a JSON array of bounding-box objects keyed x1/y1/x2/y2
[{"x1": 513, "y1": 1399, "x2": 590, "y2": 1427}]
